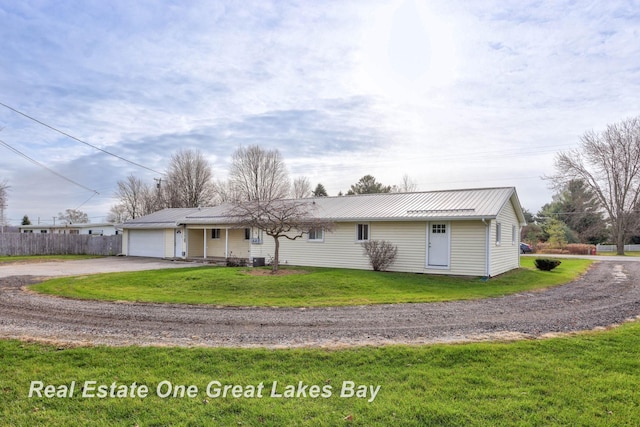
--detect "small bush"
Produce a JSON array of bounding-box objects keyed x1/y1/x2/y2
[
  {"x1": 534, "y1": 258, "x2": 562, "y2": 271},
  {"x1": 226, "y1": 255, "x2": 247, "y2": 267},
  {"x1": 362, "y1": 240, "x2": 398, "y2": 271}
]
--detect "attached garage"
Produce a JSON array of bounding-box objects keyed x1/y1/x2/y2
[
  {"x1": 121, "y1": 208, "x2": 195, "y2": 258},
  {"x1": 127, "y1": 229, "x2": 166, "y2": 257}
]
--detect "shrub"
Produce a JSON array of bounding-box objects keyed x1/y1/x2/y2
[
  {"x1": 362, "y1": 240, "x2": 398, "y2": 271},
  {"x1": 534, "y1": 258, "x2": 562, "y2": 271},
  {"x1": 226, "y1": 255, "x2": 247, "y2": 267}
]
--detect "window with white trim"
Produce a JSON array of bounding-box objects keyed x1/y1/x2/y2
[
  {"x1": 244, "y1": 228, "x2": 251, "y2": 240},
  {"x1": 356, "y1": 223, "x2": 369, "y2": 242},
  {"x1": 496, "y1": 223, "x2": 502, "y2": 246},
  {"x1": 308, "y1": 228, "x2": 324, "y2": 242},
  {"x1": 512, "y1": 225, "x2": 517, "y2": 245},
  {"x1": 211, "y1": 228, "x2": 221, "y2": 239}
]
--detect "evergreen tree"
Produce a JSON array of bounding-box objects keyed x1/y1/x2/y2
[
  {"x1": 347, "y1": 175, "x2": 391, "y2": 195},
  {"x1": 21, "y1": 215, "x2": 31, "y2": 225},
  {"x1": 312, "y1": 183, "x2": 328, "y2": 197}
]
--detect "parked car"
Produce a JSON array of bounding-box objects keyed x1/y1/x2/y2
[{"x1": 520, "y1": 242, "x2": 533, "y2": 254}]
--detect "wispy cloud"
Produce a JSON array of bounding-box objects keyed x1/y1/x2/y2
[{"x1": 0, "y1": 0, "x2": 639, "y2": 223}]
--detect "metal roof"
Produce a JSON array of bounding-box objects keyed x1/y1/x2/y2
[
  {"x1": 309, "y1": 187, "x2": 521, "y2": 221},
  {"x1": 122, "y1": 208, "x2": 201, "y2": 229},
  {"x1": 122, "y1": 187, "x2": 525, "y2": 228}
]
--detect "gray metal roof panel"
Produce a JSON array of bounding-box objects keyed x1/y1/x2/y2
[{"x1": 121, "y1": 187, "x2": 521, "y2": 227}]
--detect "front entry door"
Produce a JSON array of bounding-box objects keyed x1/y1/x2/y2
[
  {"x1": 174, "y1": 229, "x2": 183, "y2": 258},
  {"x1": 428, "y1": 223, "x2": 449, "y2": 267}
]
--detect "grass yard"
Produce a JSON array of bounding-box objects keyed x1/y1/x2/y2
[
  {"x1": 30, "y1": 258, "x2": 592, "y2": 307},
  {"x1": 0, "y1": 255, "x2": 103, "y2": 264},
  {"x1": 2, "y1": 321, "x2": 640, "y2": 426}
]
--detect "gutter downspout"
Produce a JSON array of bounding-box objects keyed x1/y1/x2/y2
[
  {"x1": 225, "y1": 227, "x2": 229, "y2": 258},
  {"x1": 482, "y1": 218, "x2": 491, "y2": 278}
]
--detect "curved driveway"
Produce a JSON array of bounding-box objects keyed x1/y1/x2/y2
[{"x1": 0, "y1": 257, "x2": 639, "y2": 348}]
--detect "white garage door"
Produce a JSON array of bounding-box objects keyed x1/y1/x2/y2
[{"x1": 128, "y1": 230, "x2": 165, "y2": 257}]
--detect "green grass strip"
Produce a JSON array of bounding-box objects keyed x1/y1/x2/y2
[{"x1": 2, "y1": 320, "x2": 639, "y2": 426}]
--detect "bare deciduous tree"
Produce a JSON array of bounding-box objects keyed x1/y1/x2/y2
[
  {"x1": 392, "y1": 174, "x2": 418, "y2": 193},
  {"x1": 0, "y1": 180, "x2": 9, "y2": 232},
  {"x1": 106, "y1": 203, "x2": 130, "y2": 223},
  {"x1": 548, "y1": 116, "x2": 640, "y2": 255},
  {"x1": 292, "y1": 176, "x2": 312, "y2": 198},
  {"x1": 228, "y1": 199, "x2": 334, "y2": 272},
  {"x1": 115, "y1": 175, "x2": 156, "y2": 219},
  {"x1": 58, "y1": 208, "x2": 89, "y2": 224},
  {"x1": 229, "y1": 145, "x2": 290, "y2": 201},
  {"x1": 163, "y1": 148, "x2": 216, "y2": 208}
]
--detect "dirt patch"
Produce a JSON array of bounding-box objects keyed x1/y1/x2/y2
[{"x1": 241, "y1": 268, "x2": 309, "y2": 276}]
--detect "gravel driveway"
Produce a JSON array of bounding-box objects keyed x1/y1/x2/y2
[{"x1": 0, "y1": 258, "x2": 639, "y2": 348}]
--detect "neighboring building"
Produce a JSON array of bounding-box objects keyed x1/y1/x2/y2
[
  {"x1": 122, "y1": 187, "x2": 526, "y2": 277},
  {"x1": 19, "y1": 222, "x2": 120, "y2": 236}
]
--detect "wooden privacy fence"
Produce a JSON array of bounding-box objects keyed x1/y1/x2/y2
[{"x1": 0, "y1": 233, "x2": 122, "y2": 256}]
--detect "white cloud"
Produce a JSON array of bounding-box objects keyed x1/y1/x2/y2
[{"x1": 1, "y1": 0, "x2": 639, "y2": 223}]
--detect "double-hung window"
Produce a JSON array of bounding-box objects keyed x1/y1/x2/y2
[
  {"x1": 356, "y1": 224, "x2": 369, "y2": 242},
  {"x1": 308, "y1": 228, "x2": 324, "y2": 242},
  {"x1": 211, "y1": 228, "x2": 221, "y2": 239}
]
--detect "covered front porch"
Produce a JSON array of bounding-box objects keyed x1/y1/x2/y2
[{"x1": 185, "y1": 225, "x2": 251, "y2": 262}]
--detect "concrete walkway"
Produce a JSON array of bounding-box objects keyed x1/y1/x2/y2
[{"x1": 0, "y1": 256, "x2": 203, "y2": 278}]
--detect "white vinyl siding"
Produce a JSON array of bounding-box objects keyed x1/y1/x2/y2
[
  {"x1": 251, "y1": 221, "x2": 490, "y2": 275},
  {"x1": 254, "y1": 222, "x2": 427, "y2": 271},
  {"x1": 490, "y1": 198, "x2": 521, "y2": 276},
  {"x1": 447, "y1": 221, "x2": 487, "y2": 276}
]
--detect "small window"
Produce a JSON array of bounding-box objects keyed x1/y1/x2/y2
[
  {"x1": 308, "y1": 228, "x2": 324, "y2": 242},
  {"x1": 496, "y1": 223, "x2": 502, "y2": 246},
  {"x1": 40, "y1": 230, "x2": 48, "y2": 234},
  {"x1": 512, "y1": 225, "x2": 517, "y2": 245},
  {"x1": 432, "y1": 224, "x2": 446, "y2": 234},
  {"x1": 356, "y1": 224, "x2": 369, "y2": 241},
  {"x1": 244, "y1": 228, "x2": 251, "y2": 240},
  {"x1": 211, "y1": 229, "x2": 221, "y2": 239}
]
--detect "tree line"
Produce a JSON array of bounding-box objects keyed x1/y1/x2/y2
[{"x1": 109, "y1": 145, "x2": 417, "y2": 222}]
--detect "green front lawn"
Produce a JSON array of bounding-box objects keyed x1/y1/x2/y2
[
  {"x1": 31, "y1": 258, "x2": 592, "y2": 307},
  {"x1": 2, "y1": 320, "x2": 639, "y2": 426}
]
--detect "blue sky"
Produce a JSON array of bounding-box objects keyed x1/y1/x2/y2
[{"x1": 0, "y1": 0, "x2": 638, "y2": 225}]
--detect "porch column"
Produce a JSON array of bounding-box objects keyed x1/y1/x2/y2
[
  {"x1": 225, "y1": 227, "x2": 229, "y2": 257},
  {"x1": 203, "y1": 228, "x2": 207, "y2": 259}
]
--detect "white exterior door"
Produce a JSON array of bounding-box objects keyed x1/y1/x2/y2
[
  {"x1": 128, "y1": 230, "x2": 165, "y2": 258},
  {"x1": 174, "y1": 229, "x2": 183, "y2": 258},
  {"x1": 428, "y1": 223, "x2": 449, "y2": 267}
]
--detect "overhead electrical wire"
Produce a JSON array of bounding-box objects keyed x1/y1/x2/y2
[
  {"x1": 0, "y1": 101, "x2": 163, "y2": 175},
  {"x1": 0, "y1": 138, "x2": 99, "y2": 195}
]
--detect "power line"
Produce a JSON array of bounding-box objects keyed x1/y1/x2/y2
[
  {"x1": 0, "y1": 138, "x2": 99, "y2": 195},
  {"x1": 0, "y1": 101, "x2": 163, "y2": 175}
]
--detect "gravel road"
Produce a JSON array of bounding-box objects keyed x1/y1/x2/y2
[{"x1": 1, "y1": 260, "x2": 639, "y2": 348}]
